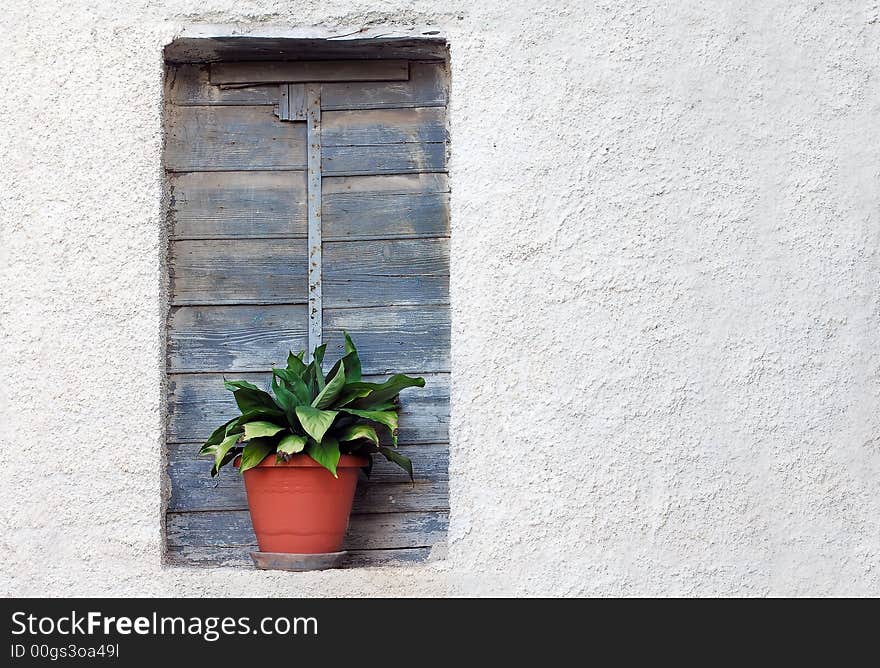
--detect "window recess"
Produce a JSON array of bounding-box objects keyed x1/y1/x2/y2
[{"x1": 164, "y1": 51, "x2": 450, "y2": 568}]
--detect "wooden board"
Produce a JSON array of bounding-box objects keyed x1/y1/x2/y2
[
  {"x1": 324, "y1": 190, "x2": 449, "y2": 240},
  {"x1": 167, "y1": 510, "x2": 448, "y2": 550},
  {"x1": 211, "y1": 60, "x2": 409, "y2": 85},
  {"x1": 168, "y1": 303, "x2": 448, "y2": 373},
  {"x1": 169, "y1": 171, "x2": 308, "y2": 239},
  {"x1": 167, "y1": 372, "x2": 450, "y2": 444},
  {"x1": 321, "y1": 62, "x2": 447, "y2": 110},
  {"x1": 322, "y1": 108, "x2": 446, "y2": 145},
  {"x1": 167, "y1": 443, "x2": 448, "y2": 513},
  {"x1": 323, "y1": 238, "x2": 449, "y2": 307},
  {"x1": 166, "y1": 544, "x2": 433, "y2": 568},
  {"x1": 166, "y1": 64, "x2": 278, "y2": 106},
  {"x1": 322, "y1": 142, "x2": 445, "y2": 176},
  {"x1": 170, "y1": 239, "x2": 307, "y2": 305},
  {"x1": 165, "y1": 106, "x2": 307, "y2": 172}
]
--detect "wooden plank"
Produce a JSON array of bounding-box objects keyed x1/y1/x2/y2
[
  {"x1": 322, "y1": 142, "x2": 445, "y2": 176},
  {"x1": 167, "y1": 372, "x2": 449, "y2": 444},
  {"x1": 323, "y1": 173, "x2": 449, "y2": 196},
  {"x1": 167, "y1": 443, "x2": 448, "y2": 512},
  {"x1": 166, "y1": 64, "x2": 278, "y2": 106},
  {"x1": 169, "y1": 171, "x2": 307, "y2": 239},
  {"x1": 166, "y1": 510, "x2": 447, "y2": 550},
  {"x1": 321, "y1": 62, "x2": 447, "y2": 110},
  {"x1": 306, "y1": 84, "x2": 323, "y2": 356},
  {"x1": 167, "y1": 304, "x2": 308, "y2": 372},
  {"x1": 324, "y1": 190, "x2": 449, "y2": 240},
  {"x1": 168, "y1": 304, "x2": 448, "y2": 372},
  {"x1": 166, "y1": 544, "x2": 432, "y2": 568},
  {"x1": 170, "y1": 239, "x2": 307, "y2": 305},
  {"x1": 165, "y1": 106, "x2": 306, "y2": 172},
  {"x1": 211, "y1": 60, "x2": 409, "y2": 85},
  {"x1": 322, "y1": 108, "x2": 446, "y2": 145},
  {"x1": 323, "y1": 238, "x2": 449, "y2": 308}
]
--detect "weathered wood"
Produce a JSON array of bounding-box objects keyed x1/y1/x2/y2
[
  {"x1": 166, "y1": 64, "x2": 278, "y2": 106},
  {"x1": 167, "y1": 372, "x2": 450, "y2": 444},
  {"x1": 166, "y1": 304, "x2": 309, "y2": 372},
  {"x1": 211, "y1": 60, "x2": 409, "y2": 85},
  {"x1": 170, "y1": 239, "x2": 307, "y2": 305},
  {"x1": 165, "y1": 106, "x2": 307, "y2": 172},
  {"x1": 323, "y1": 172, "x2": 449, "y2": 196},
  {"x1": 324, "y1": 238, "x2": 449, "y2": 307},
  {"x1": 324, "y1": 191, "x2": 449, "y2": 240},
  {"x1": 166, "y1": 510, "x2": 448, "y2": 550},
  {"x1": 167, "y1": 443, "x2": 448, "y2": 513},
  {"x1": 169, "y1": 171, "x2": 308, "y2": 239},
  {"x1": 166, "y1": 544, "x2": 433, "y2": 568},
  {"x1": 168, "y1": 303, "x2": 448, "y2": 372},
  {"x1": 322, "y1": 142, "x2": 445, "y2": 176},
  {"x1": 321, "y1": 62, "x2": 447, "y2": 110},
  {"x1": 306, "y1": 84, "x2": 323, "y2": 356},
  {"x1": 322, "y1": 108, "x2": 446, "y2": 145}
]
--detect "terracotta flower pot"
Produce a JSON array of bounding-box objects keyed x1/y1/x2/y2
[{"x1": 237, "y1": 454, "x2": 368, "y2": 554}]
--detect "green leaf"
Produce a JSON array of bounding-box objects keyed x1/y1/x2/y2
[
  {"x1": 201, "y1": 417, "x2": 237, "y2": 453},
  {"x1": 224, "y1": 380, "x2": 279, "y2": 414},
  {"x1": 312, "y1": 361, "x2": 346, "y2": 409},
  {"x1": 380, "y1": 446, "x2": 413, "y2": 481},
  {"x1": 272, "y1": 368, "x2": 310, "y2": 405},
  {"x1": 239, "y1": 438, "x2": 275, "y2": 473},
  {"x1": 335, "y1": 384, "x2": 375, "y2": 407},
  {"x1": 286, "y1": 350, "x2": 307, "y2": 377},
  {"x1": 305, "y1": 436, "x2": 341, "y2": 477},
  {"x1": 243, "y1": 421, "x2": 285, "y2": 440},
  {"x1": 343, "y1": 331, "x2": 363, "y2": 381},
  {"x1": 212, "y1": 432, "x2": 241, "y2": 476},
  {"x1": 337, "y1": 423, "x2": 379, "y2": 447},
  {"x1": 277, "y1": 433, "x2": 307, "y2": 456},
  {"x1": 339, "y1": 408, "x2": 399, "y2": 440},
  {"x1": 312, "y1": 343, "x2": 327, "y2": 392},
  {"x1": 352, "y1": 374, "x2": 425, "y2": 409},
  {"x1": 295, "y1": 405, "x2": 339, "y2": 443}
]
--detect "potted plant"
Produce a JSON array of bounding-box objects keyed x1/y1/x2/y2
[{"x1": 198, "y1": 333, "x2": 424, "y2": 558}]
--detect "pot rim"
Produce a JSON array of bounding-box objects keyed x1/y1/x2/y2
[{"x1": 234, "y1": 453, "x2": 369, "y2": 469}]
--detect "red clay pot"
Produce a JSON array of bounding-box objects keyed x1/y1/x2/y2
[{"x1": 237, "y1": 454, "x2": 368, "y2": 554}]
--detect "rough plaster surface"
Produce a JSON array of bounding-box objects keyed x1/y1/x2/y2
[{"x1": 2, "y1": 1, "x2": 879, "y2": 597}]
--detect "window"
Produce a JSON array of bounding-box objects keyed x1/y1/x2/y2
[{"x1": 163, "y1": 47, "x2": 449, "y2": 567}]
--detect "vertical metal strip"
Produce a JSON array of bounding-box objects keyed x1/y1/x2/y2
[{"x1": 306, "y1": 84, "x2": 322, "y2": 359}]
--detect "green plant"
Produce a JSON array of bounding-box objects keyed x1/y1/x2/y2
[{"x1": 198, "y1": 333, "x2": 424, "y2": 480}]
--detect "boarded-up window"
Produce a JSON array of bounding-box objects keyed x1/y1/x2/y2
[{"x1": 163, "y1": 57, "x2": 449, "y2": 567}]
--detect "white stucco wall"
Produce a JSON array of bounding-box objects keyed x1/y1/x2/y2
[{"x1": 2, "y1": 1, "x2": 879, "y2": 597}]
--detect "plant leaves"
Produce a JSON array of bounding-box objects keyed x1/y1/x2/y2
[
  {"x1": 286, "y1": 350, "x2": 307, "y2": 377},
  {"x1": 239, "y1": 438, "x2": 275, "y2": 473},
  {"x1": 339, "y1": 408, "x2": 399, "y2": 444},
  {"x1": 337, "y1": 423, "x2": 379, "y2": 447},
  {"x1": 272, "y1": 368, "x2": 310, "y2": 405},
  {"x1": 312, "y1": 361, "x2": 346, "y2": 409},
  {"x1": 201, "y1": 417, "x2": 237, "y2": 452},
  {"x1": 243, "y1": 421, "x2": 285, "y2": 440},
  {"x1": 295, "y1": 405, "x2": 339, "y2": 443},
  {"x1": 224, "y1": 380, "x2": 279, "y2": 414},
  {"x1": 305, "y1": 436, "x2": 341, "y2": 477},
  {"x1": 379, "y1": 446, "x2": 413, "y2": 481},
  {"x1": 351, "y1": 374, "x2": 425, "y2": 409},
  {"x1": 312, "y1": 343, "x2": 327, "y2": 392},
  {"x1": 335, "y1": 384, "x2": 375, "y2": 407},
  {"x1": 277, "y1": 433, "x2": 307, "y2": 456},
  {"x1": 212, "y1": 432, "x2": 241, "y2": 476}
]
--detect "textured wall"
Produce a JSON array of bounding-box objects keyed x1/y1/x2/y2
[{"x1": 2, "y1": 1, "x2": 878, "y2": 596}]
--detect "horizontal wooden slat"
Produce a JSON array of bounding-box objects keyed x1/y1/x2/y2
[
  {"x1": 322, "y1": 108, "x2": 446, "y2": 145},
  {"x1": 321, "y1": 62, "x2": 447, "y2": 110},
  {"x1": 166, "y1": 64, "x2": 278, "y2": 106},
  {"x1": 211, "y1": 60, "x2": 409, "y2": 85},
  {"x1": 322, "y1": 142, "x2": 445, "y2": 176},
  {"x1": 169, "y1": 171, "x2": 307, "y2": 239},
  {"x1": 324, "y1": 191, "x2": 449, "y2": 240},
  {"x1": 167, "y1": 443, "x2": 448, "y2": 512},
  {"x1": 324, "y1": 238, "x2": 449, "y2": 307},
  {"x1": 170, "y1": 239, "x2": 307, "y2": 305},
  {"x1": 167, "y1": 372, "x2": 449, "y2": 444},
  {"x1": 323, "y1": 173, "x2": 449, "y2": 196},
  {"x1": 166, "y1": 544, "x2": 433, "y2": 568},
  {"x1": 165, "y1": 106, "x2": 306, "y2": 172},
  {"x1": 168, "y1": 304, "x2": 448, "y2": 372},
  {"x1": 166, "y1": 510, "x2": 447, "y2": 551},
  {"x1": 167, "y1": 304, "x2": 308, "y2": 371}
]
